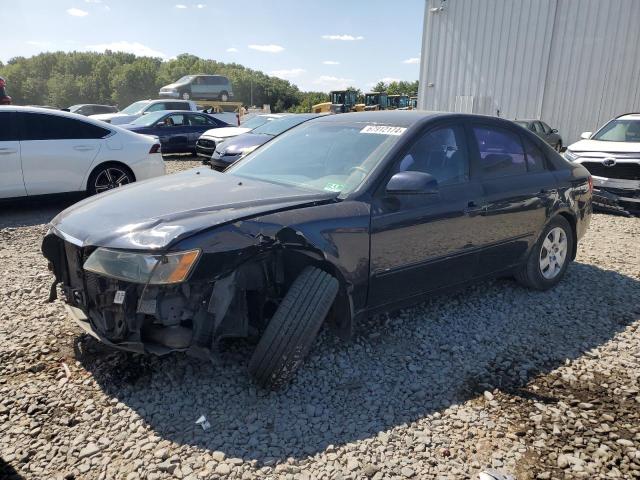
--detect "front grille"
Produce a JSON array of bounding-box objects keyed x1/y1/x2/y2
[
  {"x1": 581, "y1": 161, "x2": 640, "y2": 180},
  {"x1": 197, "y1": 139, "x2": 215, "y2": 149}
]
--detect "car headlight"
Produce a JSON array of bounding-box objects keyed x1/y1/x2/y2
[
  {"x1": 83, "y1": 248, "x2": 200, "y2": 284},
  {"x1": 564, "y1": 150, "x2": 578, "y2": 162}
]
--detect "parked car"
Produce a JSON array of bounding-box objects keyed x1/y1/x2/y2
[
  {"x1": 91, "y1": 99, "x2": 197, "y2": 125},
  {"x1": 159, "y1": 75, "x2": 234, "y2": 101},
  {"x1": 120, "y1": 111, "x2": 230, "y2": 155},
  {"x1": 564, "y1": 113, "x2": 640, "y2": 214},
  {"x1": 42, "y1": 111, "x2": 592, "y2": 388},
  {"x1": 514, "y1": 119, "x2": 563, "y2": 151},
  {"x1": 196, "y1": 113, "x2": 290, "y2": 162},
  {"x1": 210, "y1": 113, "x2": 319, "y2": 170},
  {"x1": 67, "y1": 104, "x2": 119, "y2": 116},
  {"x1": 0, "y1": 106, "x2": 164, "y2": 199}
]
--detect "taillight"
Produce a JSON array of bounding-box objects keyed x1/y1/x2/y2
[{"x1": 149, "y1": 143, "x2": 161, "y2": 154}]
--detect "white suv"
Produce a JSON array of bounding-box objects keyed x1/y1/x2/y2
[
  {"x1": 91, "y1": 99, "x2": 197, "y2": 125},
  {"x1": 565, "y1": 113, "x2": 640, "y2": 213}
]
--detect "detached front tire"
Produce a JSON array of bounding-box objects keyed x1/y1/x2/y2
[
  {"x1": 515, "y1": 215, "x2": 573, "y2": 290},
  {"x1": 249, "y1": 266, "x2": 339, "y2": 389}
]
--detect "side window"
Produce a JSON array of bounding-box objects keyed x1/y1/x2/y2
[
  {"x1": 22, "y1": 113, "x2": 110, "y2": 140},
  {"x1": 0, "y1": 112, "x2": 17, "y2": 141},
  {"x1": 396, "y1": 125, "x2": 469, "y2": 186},
  {"x1": 188, "y1": 114, "x2": 213, "y2": 126},
  {"x1": 146, "y1": 103, "x2": 168, "y2": 113},
  {"x1": 473, "y1": 126, "x2": 526, "y2": 178},
  {"x1": 533, "y1": 121, "x2": 544, "y2": 134},
  {"x1": 165, "y1": 114, "x2": 186, "y2": 126},
  {"x1": 523, "y1": 137, "x2": 546, "y2": 172},
  {"x1": 541, "y1": 122, "x2": 552, "y2": 134},
  {"x1": 167, "y1": 102, "x2": 190, "y2": 110}
]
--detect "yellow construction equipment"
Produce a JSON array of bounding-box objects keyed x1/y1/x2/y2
[
  {"x1": 312, "y1": 90, "x2": 361, "y2": 114},
  {"x1": 363, "y1": 92, "x2": 388, "y2": 111}
]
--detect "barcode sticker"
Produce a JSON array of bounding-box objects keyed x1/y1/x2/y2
[
  {"x1": 113, "y1": 290, "x2": 126, "y2": 305},
  {"x1": 360, "y1": 125, "x2": 407, "y2": 136}
]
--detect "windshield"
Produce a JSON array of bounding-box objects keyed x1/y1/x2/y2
[
  {"x1": 68, "y1": 104, "x2": 82, "y2": 112},
  {"x1": 130, "y1": 111, "x2": 167, "y2": 126},
  {"x1": 592, "y1": 119, "x2": 640, "y2": 142},
  {"x1": 241, "y1": 115, "x2": 275, "y2": 130},
  {"x1": 252, "y1": 115, "x2": 311, "y2": 136},
  {"x1": 331, "y1": 92, "x2": 345, "y2": 104},
  {"x1": 120, "y1": 101, "x2": 150, "y2": 115},
  {"x1": 176, "y1": 75, "x2": 194, "y2": 83},
  {"x1": 227, "y1": 121, "x2": 405, "y2": 194}
]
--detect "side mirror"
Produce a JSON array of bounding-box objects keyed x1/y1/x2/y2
[
  {"x1": 386, "y1": 171, "x2": 438, "y2": 195},
  {"x1": 580, "y1": 131, "x2": 592, "y2": 140},
  {"x1": 551, "y1": 128, "x2": 558, "y2": 133}
]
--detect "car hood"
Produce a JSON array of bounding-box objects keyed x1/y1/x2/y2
[
  {"x1": 49, "y1": 168, "x2": 337, "y2": 250},
  {"x1": 568, "y1": 139, "x2": 640, "y2": 154},
  {"x1": 201, "y1": 127, "x2": 251, "y2": 139},
  {"x1": 218, "y1": 133, "x2": 271, "y2": 154}
]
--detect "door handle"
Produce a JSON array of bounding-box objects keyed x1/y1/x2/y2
[{"x1": 73, "y1": 145, "x2": 96, "y2": 151}]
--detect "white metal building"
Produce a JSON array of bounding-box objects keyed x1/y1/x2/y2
[{"x1": 418, "y1": 0, "x2": 640, "y2": 143}]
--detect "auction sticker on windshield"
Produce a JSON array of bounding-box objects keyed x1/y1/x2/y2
[{"x1": 360, "y1": 125, "x2": 407, "y2": 136}]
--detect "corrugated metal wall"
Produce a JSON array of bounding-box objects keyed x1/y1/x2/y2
[{"x1": 418, "y1": 0, "x2": 640, "y2": 143}]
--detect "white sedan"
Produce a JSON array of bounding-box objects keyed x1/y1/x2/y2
[{"x1": 0, "y1": 106, "x2": 165, "y2": 199}]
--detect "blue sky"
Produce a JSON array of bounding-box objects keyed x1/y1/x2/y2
[{"x1": 4, "y1": 0, "x2": 425, "y2": 92}]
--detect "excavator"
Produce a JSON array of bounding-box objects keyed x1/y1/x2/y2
[{"x1": 312, "y1": 90, "x2": 364, "y2": 114}]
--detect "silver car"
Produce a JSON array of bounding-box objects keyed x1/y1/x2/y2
[{"x1": 159, "y1": 75, "x2": 234, "y2": 102}]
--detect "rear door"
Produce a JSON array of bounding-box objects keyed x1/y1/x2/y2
[
  {"x1": 19, "y1": 112, "x2": 109, "y2": 195},
  {"x1": 0, "y1": 110, "x2": 26, "y2": 198},
  {"x1": 470, "y1": 123, "x2": 558, "y2": 274},
  {"x1": 186, "y1": 114, "x2": 219, "y2": 146}
]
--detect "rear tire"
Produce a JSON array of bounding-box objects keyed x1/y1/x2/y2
[
  {"x1": 219, "y1": 91, "x2": 229, "y2": 102},
  {"x1": 248, "y1": 266, "x2": 339, "y2": 389},
  {"x1": 87, "y1": 163, "x2": 134, "y2": 196},
  {"x1": 555, "y1": 142, "x2": 562, "y2": 152},
  {"x1": 182, "y1": 92, "x2": 190, "y2": 100},
  {"x1": 515, "y1": 216, "x2": 573, "y2": 290}
]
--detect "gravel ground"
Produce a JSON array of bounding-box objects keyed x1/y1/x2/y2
[{"x1": 1, "y1": 157, "x2": 639, "y2": 480}]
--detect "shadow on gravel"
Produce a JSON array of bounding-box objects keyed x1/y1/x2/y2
[
  {"x1": 0, "y1": 197, "x2": 79, "y2": 228},
  {"x1": 74, "y1": 261, "x2": 640, "y2": 465},
  {"x1": 0, "y1": 457, "x2": 25, "y2": 480}
]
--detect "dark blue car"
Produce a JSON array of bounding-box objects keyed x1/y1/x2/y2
[{"x1": 121, "y1": 110, "x2": 229, "y2": 154}]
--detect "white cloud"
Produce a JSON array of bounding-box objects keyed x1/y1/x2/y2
[
  {"x1": 175, "y1": 4, "x2": 187, "y2": 8},
  {"x1": 85, "y1": 41, "x2": 167, "y2": 59},
  {"x1": 321, "y1": 34, "x2": 364, "y2": 41},
  {"x1": 84, "y1": 0, "x2": 101, "y2": 3},
  {"x1": 226, "y1": 47, "x2": 238, "y2": 52},
  {"x1": 379, "y1": 77, "x2": 401, "y2": 84},
  {"x1": 248, "y1": 44, "x2": 284, "y2": 53},
  {"x1": 270, "y1": 68, "x2": 306, "y2": 80},
  {"x1": 313, "y1": 75, "x2": 354, "y2": 91},
  {"x1": 67, "y1": 7, "x2": 89, "y2": 16},
  {"x1": 322, "y1": 60, "x2": 340, "y2": 65},
  {"x1": 27, "y1": 40, "x2": 53, "y2": 47},
  {"x1": 403, "y1": 57, "x2": 420, "y2": 64},
  {"x1": 196, "y1": 3, "x2": 206, "y2": 7}
]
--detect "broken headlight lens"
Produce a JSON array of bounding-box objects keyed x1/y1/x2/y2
[{"x1": 83, "y1": 248, "x2": 200, "y2": 284}]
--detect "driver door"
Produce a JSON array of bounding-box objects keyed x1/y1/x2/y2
[{"x1": 368, "y1": 123, "x2": 485, "y2": 308}]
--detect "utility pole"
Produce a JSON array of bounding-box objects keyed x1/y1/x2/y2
[{"x1": 250, "y1": 80, "x2": 253, "y2": 107}]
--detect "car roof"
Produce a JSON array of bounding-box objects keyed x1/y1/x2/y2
[
  {"x1": 313, "y1": 111, "x2": 531, "y2": 128},
  {"x1": 616, "y1": 113, "x2": 640, "y2": 120},
  {"x1": 0, "y1": 105, "x2": 122, "y2": 129}
]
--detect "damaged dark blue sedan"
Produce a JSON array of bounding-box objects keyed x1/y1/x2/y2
[{"x1": 42, "y1": 112, "x2": 593, "y2": 388}]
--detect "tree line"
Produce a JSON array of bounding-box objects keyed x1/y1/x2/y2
[{"x1": 0, "y1": 51, "x2": 417, "y2": 112}]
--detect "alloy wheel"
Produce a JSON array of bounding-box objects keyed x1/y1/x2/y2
[
  {"x1": 94, "y1": 167, "x2": 131, "y2": 193},
  {"x1": 539, "y1": 227, "x2": 568, "y2": 279}
]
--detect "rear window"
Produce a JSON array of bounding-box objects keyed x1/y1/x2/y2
[
  {"x1": 0, "y1": 111, "x2": 18, "y2": 141},
  {"x1": 166, "y1": 102, "x2": 191, "y2": 110},
  {"x1": 473, "y1": 126, "x2": 527, "y2": 178}
]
